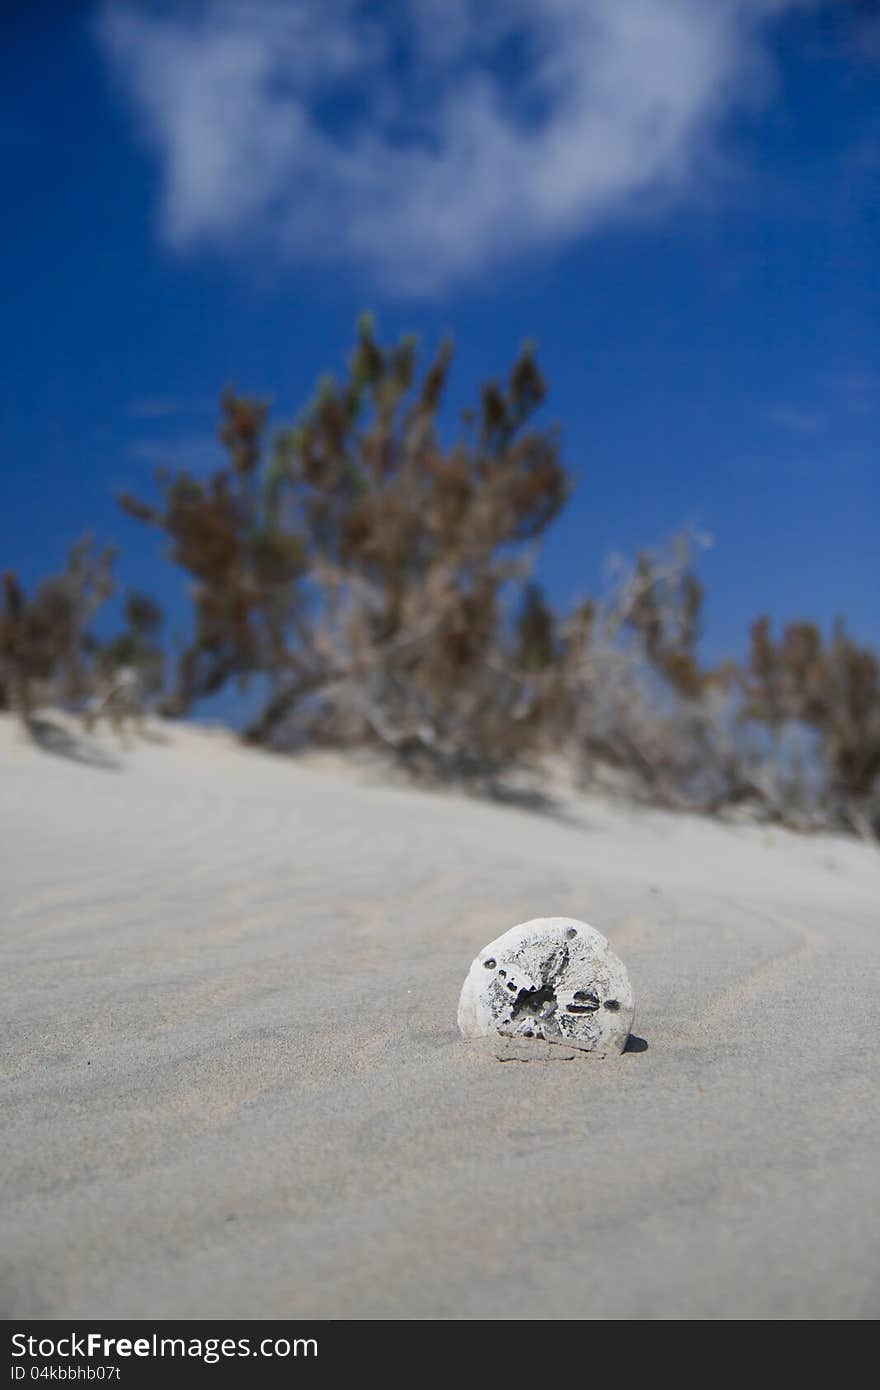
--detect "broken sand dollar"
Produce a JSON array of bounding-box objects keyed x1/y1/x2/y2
[{"x1": 457, "y1": 917, "x2": 634, "y2": 1055}]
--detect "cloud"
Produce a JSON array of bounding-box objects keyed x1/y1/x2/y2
[
  {"x1": 849, "y1": 10, "x2": 880, "y2": 65},
  {"x1": 129, "y1": 397, "x2": 182, "y2": 420},
  {"x1": 831, "y1": 371, "x2": 879, "y2": 417},
  {"x1": 768, "y1": 370, "x2": 879, "y2": 436},
  {"x1": 128, "y1": 435, "x2": 223, "y2": 473},
  {"x1": 767, "y1": 403, "x2": 828, "y2": 434},
  {"x1": 97, "y1": 0, "x2": 811, "y2": 295}
]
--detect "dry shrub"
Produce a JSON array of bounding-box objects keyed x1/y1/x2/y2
[
  {"x1": 527, "y1": 534, "x2": 879, "y2": 836},
  {"x1": 115, "y1": 320, "x2": 879, "y2": 832},
  {"x1": 527, "y1": 533, "x2": 740, "y2": 808},
  {"x1": 120, "y1": 316, "x2": 570, "y2": 776},
  {"x1": 0, "y1": 539, "x2": 163, "y2": 736},
  {"x1": 1, "y1": 539, "x2": 115, "y2": 722},
  {"x1": 5, "y1": 320, "x2": 876, "y2": 836},
  {"x1": 742, "y1": 617, "x2": 880, "y2": 835}
]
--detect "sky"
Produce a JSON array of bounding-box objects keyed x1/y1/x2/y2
[{"x1": 1, "y1": 0, "x2": 877, "y2": 675}]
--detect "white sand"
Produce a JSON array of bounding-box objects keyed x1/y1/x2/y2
[{"x1": 1, "y1": 713, "x2": 878, "y2": 1320}]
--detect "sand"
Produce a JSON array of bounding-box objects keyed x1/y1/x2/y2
[{"x1": 1, "y1": 712, "x2": 878, "y2": 1320}]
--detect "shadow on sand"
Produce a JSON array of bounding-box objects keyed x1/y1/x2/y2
[
  {"x1": 485, "y1": 780, "x2": 571, "y2": 819},
  {"x1": 26, "y1": 718, "x2": 122, "y2": 771}
]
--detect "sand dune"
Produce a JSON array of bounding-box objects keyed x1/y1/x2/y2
[{"x1": 1, "y1": 713, "x2": 878, "y2": 1319}]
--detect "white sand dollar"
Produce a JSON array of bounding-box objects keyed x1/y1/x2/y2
[{"x1": 458, "y1": 916, "x2": 634, "y2": 1055}]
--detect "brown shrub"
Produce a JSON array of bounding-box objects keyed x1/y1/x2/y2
[
  {"x1": 0, "y1": 539, "x2": 115, "y2": 723},
  {"x1": 6, "y1": 321, "x2": 876, "y2": 837},
  {"x1": 0, "y1": 541, "x2": 164, "y2": 738},
  {"x1": 119, "y1": 316, "x2": 570, "y2": 774}
]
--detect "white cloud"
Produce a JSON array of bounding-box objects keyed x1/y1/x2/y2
[
  {"x1": 767, "y1": 403, "x2": 828, "y2": 433},
  {"x1": 129, "y1": 397, "x2": 182, "y2": 420},
  {"x1": 128, "y1": 435, "x2": 222, "y2": 472},
  {"x1": 97, "y1": 0, "x2": 811, "y2": 294}
]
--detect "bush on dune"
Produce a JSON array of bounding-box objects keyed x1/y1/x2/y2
[
  {"x1": 119, "y1": 316, "x2": 570, "y2": 776},
  {"x1": 3, "y1": 320, "x2": 877, "y2": 838},
  {"x1": 0, "y1": 540, "x2": 163, "y2": 735}
]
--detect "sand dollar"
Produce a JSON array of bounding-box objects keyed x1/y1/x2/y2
[{"x1": 457, "y1": 916, "x2": 634, "y2": 1055}]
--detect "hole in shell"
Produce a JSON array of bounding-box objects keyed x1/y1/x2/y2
[
  {"x1": 565, "y1": 927, "x2": 577, "y2": 940},
  {"x1": 567, "y1": 990, "x2": 600, "y2": 1014},
  {"x1": 604, "y1": 999, "x2": 620, "y2": 1011},
  {"x1": 510, "y1": 985, "x2": 557, "y2": 1021},
  {"x1": 484, "y1": 958, "x2": 496, "y2": 969}
]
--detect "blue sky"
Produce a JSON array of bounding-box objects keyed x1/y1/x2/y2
[{"x1": 2, "y1": 0, "x2": 877, "y2": 671}]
